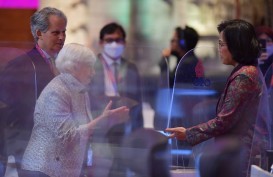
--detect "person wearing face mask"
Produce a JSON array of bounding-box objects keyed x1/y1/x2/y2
[
  {"x1": 103, "y1": 38, "x2": 125, "y2": 60},
  {"x1": 87, "y1": 22, "x2": 143, "y2": 177}
]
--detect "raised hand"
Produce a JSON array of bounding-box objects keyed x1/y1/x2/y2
[
  {"x1": 162, "y1": 48, "x2": 171, "y2": 58},
  {"x1": 102, "y1": 100, "x2": 129, "y2": 125}
]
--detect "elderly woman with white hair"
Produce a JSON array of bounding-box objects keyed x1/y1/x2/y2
[{"x1": 20, "y1": 43, "x2": 129, "y2": 177}]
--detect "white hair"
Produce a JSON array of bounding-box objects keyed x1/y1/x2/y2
[{"x1": 56, "y1": 43, "x2": 96, "y2": 74}]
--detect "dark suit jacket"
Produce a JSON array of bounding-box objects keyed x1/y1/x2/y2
[
  {"x1": 159, "y1": 52, "x2": 204, "y2": 88},
  {"x1": 87, "y1": 55, "x2": 143, "y2": 177},
  {"x1": 88, "y1": 55, "x2": 143, "y2": 132},
  {"x1": 0, "y1": 47, "x2": 54, "y2": 162}
]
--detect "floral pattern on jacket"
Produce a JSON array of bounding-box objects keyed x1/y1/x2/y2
[{"x1": 186, "y1": 65, "x2": 263, "y2": 147}]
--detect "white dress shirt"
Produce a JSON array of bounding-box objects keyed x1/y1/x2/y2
[{"x1": 101, "y1": 53, "x2": 121, "y2": 97}]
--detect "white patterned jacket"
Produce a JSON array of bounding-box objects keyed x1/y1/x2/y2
[{"x1": 22, "y1": 73, "x2": 92, "y2": 177}]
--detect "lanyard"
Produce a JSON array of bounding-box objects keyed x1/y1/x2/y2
[
  {"x1": 35, "y1": 44, "x2": 51, "y2": 65},
  {"x1": 36, "y1": 44, "x2": 59, "y2": 75},
  {"x1": 99, "y1": 55, "x2": 119, "y2": 95}
]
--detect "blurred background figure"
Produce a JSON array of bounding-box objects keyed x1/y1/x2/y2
[
  {"x1": 156, "y1": 26, "x2": 205, "y2": 167},
  {"x1": 256, "y1": 26, "x2": 273, "y2": 173},
  {"x1": 120, "y1": 128, "x2": 171, "y2": 177},
  {"x1": 88, "y1": 22, "x2": 143, "y2": 131},
  {"x1": 255, "y1": 26, "x2": 273, "y2": 87},
  {"x1": 21, "y1": 43, "x2": 129, "y2": 177},
  {"x1": 197, "y1": 138, "x2": 243, "y2": 177},
  {"x1": 255, "y1": 26, "x2": 273, "y2": 74},
  {"x1": 88, "y1": 22, "x2": 143, "y2": 177},
  {"x1": 158, "y1": 25, "x2": 204, "y2": 88},
  {"x1": 0, "y1": 7, "x2": 67, "y2": 175}
]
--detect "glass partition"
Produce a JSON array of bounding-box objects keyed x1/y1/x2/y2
[
  {"x1": 258, "y1": 64, "x2": 273, "y2": 172},
  {"x1": 164, "y1": 46, "x2": 273, "y2": 177},
  {"x1": 165, "y1": 46, "x2": 232, "y2": 169},
  {"x1": 1, "y1": 43, "x2": 271, "y2": 177},
  {"x1": 87, "y1": 44, "x2": 173, "y2": 177}
]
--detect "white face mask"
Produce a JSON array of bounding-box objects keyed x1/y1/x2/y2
[
  {"x1": 266, "y1": 45, "x2": 273, "y2": 57},
  {"x1": 103, "y1": 42, "x2": 124, "y2": 60}
]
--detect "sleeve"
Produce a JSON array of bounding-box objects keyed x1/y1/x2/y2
[
  {"x1": 128, "y1": 63, "x2": 144, "y2": 129},
  {"x1": 185, "y1": 74, "x2": 256, "y2": 145},
  {"x1": 36, "y1": 85, "x2": 89, "y2": 146},
  {"x1": 159, "y1": 57, "x2": 168, "y2": 72}
]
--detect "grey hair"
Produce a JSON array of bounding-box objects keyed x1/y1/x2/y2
[
  {"x1": 56, "y1": 43, "x2": 97, "y2": 74},
  {"x1": 30, "y1": 7, "x2": 67, "y2": 42}
]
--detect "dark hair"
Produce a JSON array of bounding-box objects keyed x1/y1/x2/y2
[
  {"x1": 175, "y1": 25, "x2": 199, "y2": 51},
  {"x1": 255, "y1": 26, "x2": 273, "y2": 40},
  {"x1": 99, "y1": 22, "x2": 126, "y2": 40},
  {"x1": 217, "y1": 19, "x2": 260, "y2": 65}
]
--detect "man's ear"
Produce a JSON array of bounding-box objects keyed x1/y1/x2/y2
[{"x1": 36, "y1": 30, "x2": 42, "y2": 40}]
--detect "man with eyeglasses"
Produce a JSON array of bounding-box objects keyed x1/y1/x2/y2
[{"x1": 87, "y1": 22, "x2": 143, "y2": 177}]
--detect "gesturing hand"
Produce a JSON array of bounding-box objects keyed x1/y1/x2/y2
[
  {"x1": 165, "y1": 127, "x2": 187, "y2": 141},
  {"x1": 102, "y1": 100, "x2": 130, "y2": 125}
]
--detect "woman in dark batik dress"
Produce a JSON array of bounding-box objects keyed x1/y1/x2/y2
[{"x1": 166, "y1": 19, "x2": 268, "y2": 177}]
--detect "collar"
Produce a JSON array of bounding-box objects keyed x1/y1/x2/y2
[
  {"x1": 36, "y1": 44, "x2": 57, "y2": 59},
  {"x1": 102, "y1": 53, "x2": 121, "y2": 65},
  {"x1": 60, "y1": 73, "x2": 88, "y2": 93},
  {"x1": 228, "y1": 65, "x2": 258, "y2": 82}
]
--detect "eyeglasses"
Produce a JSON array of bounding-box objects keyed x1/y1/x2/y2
[
  {"x1": 103, "y1": 38, "x2": 125, "y2": 44},
  {"x1": 218, "y1": 40, "x2": 227, "y2": 47}
]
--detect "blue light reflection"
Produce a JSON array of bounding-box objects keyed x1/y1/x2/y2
[{"x1": 173, "y1": 89, "x2": 217, "y2": 96}]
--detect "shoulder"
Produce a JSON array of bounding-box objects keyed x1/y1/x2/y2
[
  {"x1": 37, "y1": 75, "x2": 70, "y2": 105},
  {"x1": 230, "y1": 65, "x2": 262, "y2": 89},
  {"x1": 121, "y1": 57, "x2": 138, "y2": 70},
  {"x1": 0, "y1": 53, "x2": 36, "y2": 79},
  {"x1": 44, "y1": 75, "x2": 68, "y2": 92},
  {"x1": 240, "y1": 65, "x2": 259, "y2": 73},
  {"x1": 43, "y1": 74, "x2": 82, "y2": 95},
  {"x1": 40, "y1": 76, "x2": 65, "y2": 95},
  {"x1": 7, "y1": 54, "x2": 32, "y2": 67},
  {"x1": 3, "y1": 48, "x2": 39, "y2": 69},
  {"x1": 232, "y1": 65, "x2": 259, "y2": 80}
]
